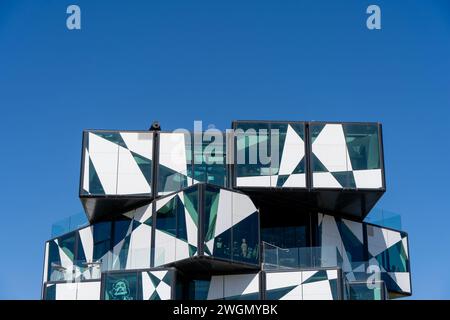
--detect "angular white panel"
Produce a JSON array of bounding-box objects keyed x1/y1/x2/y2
[
  {"x1": 313, "y1": 172, "x2": 342, "y2": 188},
  {"x1": 224, "y1": 274, "x2": 259, "y2": 297},
  {"x1": 154, "y1": 230, "x2": 176, "y2": 266},
  {"x1": 232, "y1": 192, "x2": 257, "y2": 226},
  {"x1": 326, "y1": 270, "x2": 338, "y2": 280},
  {"x1": 266, "y1": 272, "x2": 302, "y2": 290},
  {"x1": 43, "y1": 242, "x2": 49, "y2": 285},
  {"x1": 120, "y1": 132, "x2": 153, "y2": 160},
  {"x1": 76, "y1": 281, "x2": 101, "y2": 300},
  {"x1": 185, "y1": 207, "x2": 198, "y2": 248},
  {"x1": 117, "y1": 146, "x2": 151, "y2": 195},
  {"x1": 142, "y1": 272, "x2": 156, "y2": 300},
  {"x1": 214, "y1": 189, "x2": 233, "y2": 237},
  {"x1": 127, "y1": 224, "x2": 151, "y2": 269},
  {"x1": 79, "y1": 226, "x2": 94, "y2": 262},
  {"x1": 353, "y1": 169, "x2": 382, "y2": 189},
  {"x1": 282, "y1": 173, "x2": 306, "y2": 188},
  {"x1": 301, "y1": 280, "x2": 333, "y2": 300},
  {"x1": 279, "y1": 285, "x2": 302, "y2": 300},
  {"x1": 156, "y1": 281, "x2": 172, "y2": 300},
  {"x1": 236, "y1": 176, "x2": 271, "y2": 187},
  {"x1": 388, "y1": 272, "x2": 411, "y2": 293},
  {"x1": 278, "y1": 125, "x2": 305, "y2": 175},
  {"x1": 175, "y1": 238, "x2": 190, "y2": 261},
  {"x1": 159, "y1": 133, "x2": 189, "y2": 174},
  {"x1": 88, "y1": 133, "x2": 119, "y2": 194},
  {"x1": 55, "y1": 283, "x2": 77, "y2": 300},
  {"x1": 132, "y1": 204, "x2": 152, "y2": 224},
  {"x1": 207, "y1": 276, "x2": 224, "y2": 300},
  {"x1": 312, "y1": 124, "x2": 352, "y2": 172},
  {"x1": 83, "y1": 148, "x2": 90, "y2": 193}
]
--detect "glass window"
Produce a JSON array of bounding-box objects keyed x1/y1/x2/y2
[
  {"x1": 232, "y1": 213, "x2": 259, "y2": 264},
  {"x1": 193, "y1": 134, "x2": 226, "y2": 187},
  {"x1": 203, "y1": 186, "x2": 232, "y2": 261},
  {"x1": 343, "y1": 124, "x2": 380, "y2": 170},
  {"x1": 59, "y1": 232, "x2": 76, "y2": 262},
  {"x1": 156, "y1": 197, "x2": 178, "y2": 237},
  {"x1": 188, "y1": 279, "x2": 211, "y2": 300},
  {"x1": 268, "y1": 123, "x2": 287, "y2": 178},
  {"x1": 103, "y1": 272, "x2": 139, "y2": 300},
  {"x1": 235, "y1": 122, "x2": 271, "y2": 179},
  {"x1": 93, "y1": 222, "x2": 112, "y2": 261},
  {"x1": 112, "y1": 219, "x2": 133, "y2": 270}
]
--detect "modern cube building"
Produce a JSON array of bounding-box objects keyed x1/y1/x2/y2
[{"x1": 42, "y1": 121, "x2": 411, "y2": 300}]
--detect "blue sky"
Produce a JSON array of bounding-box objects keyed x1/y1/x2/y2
[{"x1": 0, "y1": 0, "x2": 449, "y2": 299}]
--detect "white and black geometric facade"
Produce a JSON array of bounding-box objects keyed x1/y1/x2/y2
[{"x1": 43, "y1": 120, "x2": 411, "y2": 300}]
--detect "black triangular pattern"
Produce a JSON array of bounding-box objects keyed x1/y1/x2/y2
[
  {"x1": 76, "y1": 232, "x2": 87, "y2": 263},
  {"x1": 204, "y1": 245, "x2": 212, "y2": 256},
  {"x1": 312, "y1": 154, "x2": 328, "y2": 172},
  {"x1": 176, "y1": 195, "x2": 188, "y2": 242},
  {"x1": 132, "y1": 219, "x2": 142, "y2": 231},
  {"x1": 293, "y1": 157, "x2": 306, "y2": 174},
  {"x1": 331, "y1": 171, "x2": 356, "y2": 188},
  {"x1": 149, "y1": 290, "x2": 161, "y2": 300},
  {"x1": 337, "y1": 219, "x2": 364, "y2": 262},
  {"x1": 158, "y1": 164, "x2": 189, "y2": 191},
  {"x1": 265, "y1": 286, "x2": 298, "y2": 300},
  {"x1": 380, "y1": 272, "x2": 403, "y2": 293},
  {"x1": 161, "y1": 272, "x2": 172, "y2": 286},
  {"x1": 143, "y1": 215, "x2": 152, "y2": 227},
  {"x1": 290, "y1": 123, "x2": 305, "y2": 140},
  {"x1": 276, "y1": 175, "x2": 289, "y2": 187},
  {"x1": 88, "y1": 157, "x2": 105, "y2": 194},
  {"x1": 113, "y1": 220, "x2": 133, "y2": 247},
  {"x1": 94, "y1": 132, "x2": 128, "y2": 149},
  {"x1": 310, "y1": 123, "x2": 325, "y2": 143},
  {"x1": 148, "y1": 272, "x2": 162, "y2": 287},
  {"x1": 189, "y1": 244, "x2": 197, "y2": 257},
  {"x1": 130, "y1": 151, "x2": 152, "y2": 187},
  {"x1": 302, "y1": 270, "x2": 328, "y2": 284},
  {"x1": 329, "y1": 279, "x2": 339, "y2": 300}
]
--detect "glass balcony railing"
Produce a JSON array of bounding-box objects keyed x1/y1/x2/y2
[
  {"x1": 50, "y1": 212, "x2": 88, "y2": 238},
  {"x1": 48, "y1": 260, "x2": 103, "y2": 282},
  {"x1": 344, "y1": 280, "x2": 387, "y2": 300},
  {"x1": 364, "y1": 207, "x2": 402, "y2": 230},
  {"x1": 261, "y1": 242, "x2": 343, "y2": 270}
]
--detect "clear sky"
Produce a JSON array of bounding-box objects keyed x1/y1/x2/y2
[{"x1": 0, "y1": 0, "x2": 449, "y2": 299}]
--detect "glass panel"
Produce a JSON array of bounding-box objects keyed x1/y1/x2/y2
[
  {"x1": 59, "y1": 232, "x2": 76, "y2": 262},
  {"x1": 347, "y1": 282, "x2": 385, "y2": 300},
  {"x1": 232, "y1": 212, "x2": 259, "y2": 264},
  {"x1": 267, "y1": 123, "x2": 287, "y2": 177},
  {"x1": 189, "y1": 279, "x2": 211, "y2": 300},
  {"x1": 235, "y1": 122, "x2": 271, "y2": 181},
  {"x1": 111, "y1": 219, "x2": 133, "y2": 270},
  {"x1": 203, "y1": 186, "x2": 232, "y2": 261},
  {"x1": 343, "y1": 124, "x2": 380, "y2": 170},
  {"x1": 103, "y1": 272, "x2": 139, "y2": 300},
  {"x1": 156, "y1": 197, "x2": 177, "y2": 237},
  {"x1": 93, "y1": 222, "x2": 112, "y2": 261},
  {"x1": 193, "y1": 132, "x2": 226, "y2": 187},
  {"x1": 50, "y1": 212, "x2": 88, "y2": 238}
]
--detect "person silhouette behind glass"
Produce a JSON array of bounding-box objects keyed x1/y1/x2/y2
[{"x1": 241, "y1": 238, "x2": 248, "y2": 259}]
